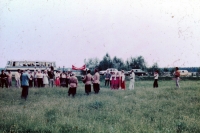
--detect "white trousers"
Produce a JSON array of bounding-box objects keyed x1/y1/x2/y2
[
  {"x1": 16, "y1": 79, "x2": 21, "y2": 88},
  {"x1": 129, "y1": 80, "x2": 135, "y2": 90}
]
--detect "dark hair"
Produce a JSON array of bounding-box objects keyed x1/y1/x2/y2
[
  {"x1": 175, "y1": 67, "x2": 179, "y2": 70},
  {"x1": 1, "y1": 70, "x2": 4, "y2": 72},
  {"x1": 95, "y1": 69, "x2": 98, "y2": 73},
  {"x1": 156, "y1": 70, "x2": 159, "y2": 73},
  {"x1": 87, "y1": 70, "x2": 91, "y2": 73},
  {"x1": 17, "y1": 69, "x2": 20, "y2": 72}
]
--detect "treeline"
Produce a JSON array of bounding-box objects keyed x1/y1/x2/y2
[{"x1": 85, "y1": 53, "x2": 200, "y2": 75}]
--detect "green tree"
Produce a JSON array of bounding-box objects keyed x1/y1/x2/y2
[
  {"x1": 85, "y1": 58, "x2": 100, "y2": 74},
  {"x1": 112, "y1": 56, "x2": 125, "y2": 71},
  {"x1": 98, "y1": 53, "x2": 113, "y2": 70},
  {"x1": 128, "y1": 56, "x2": 147, "y2": 70},
  {"x1": 163, "y1": 67, "x2": 169, "y2": 72}
]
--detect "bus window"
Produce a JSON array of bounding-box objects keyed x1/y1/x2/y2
[
  {"x1": 36, "y1": 62, "x2": 40, "y2": 66},
  {"x1": 15, "y1": 62, "x2": 19, "y2": 66},
  {"x1": 19, "y1": 62, "x2": 23, "y2": 66},
  {"x1": 13, "y1": 62, "x2": 16, "y2": 66},
  {"x1": 53, "y1": 62, "x2": 56, "y2": 67},
  {"x1": 28, "y1": 62, "x2": 31, "y2": 66},
  {"x1": 41, "y1": 62, "x2": 45, "y2": 67}
]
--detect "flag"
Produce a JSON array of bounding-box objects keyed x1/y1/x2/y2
[{"x1": 72, "y1": 65, "x2": 86, "y2": 70}]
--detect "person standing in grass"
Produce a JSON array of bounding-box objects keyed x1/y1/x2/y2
[
  {"x1": 153, "y1": 70, "x2": 159, "y2": 88},
  {"x1": 115, "y1": 72, "x2": 120, "y2": 89},
  {"x1": 36, "y1": 70, "x2": 43, "y2": 88},
  {"x1": 121, "y1": 70, "x2": 126, "y2": 90},
  {"x1": 20, "y1": 70, "x2": 30, "y2": 100},
  {"x1": 29, "y1": 71, "x2": 33, "y2": 88},
  {"x1": 104, "y1": 70, "x2": 111, "y2": 87},
  {"x1": 60, "y1": 71, "x2": 66, "y2": 87},
  {"x1": 110, "y1": 72, "x2": 115, "y2": 90},
  {"x1": 65, "y1": 71, "x2": 70, "y2": 88},
  {"x1": 93, "y1": 69, "x2": 100, "y2": 94},
  {"x1": 0, "y1": 70, "x2": 8, "y2": 88},
  {"x1": 55, "y1": 71, "x2": 60, "y2": 87},
  {"x1": 129, "y1": 70, "x2": 135, "y2": 90},
  {"x1": 48, "y1": 70, "x2": 55, "y2": 88},
  {"x1": 43, "y1": 70, "x2": 49, "y2": 87},
  {"x1": 68, "y1": 73, "x2": 78, "y2": 97},
  {"x1": 15, "y1": 69, "x2": 21, "y2": 88},
  {"x1": 33, "y1": 70, "x2": 38, "y2": 87},
  {"x1": 174, "y1": 67, "x2": 180, "y2": 88},
  {"x1": 7, "y1": 70, "x2": 12, "y2": 88},
  {"x1": 82, "y1": 70, "x2": 93, "y2": 95}
]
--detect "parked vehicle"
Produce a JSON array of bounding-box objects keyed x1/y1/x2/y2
[
  {"x1": 125, "y1": 69, "x2": 148, "y2": 76},
  {"x1": 99, "y1": 68, "x2": 118, "y2": 75},
  {"x1": 162, "y1": 72, "x2": 171, "y2": 77},
  {"x1": 173, "y1": 70, "x2": 192, "y2": 77},
  {"x1": 5, "y1": 60, "x2": 57, "y2": 76}
]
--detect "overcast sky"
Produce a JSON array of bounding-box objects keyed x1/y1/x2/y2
[{"x1": 0, "y1": 0, "x2": 200, "y2": 68}]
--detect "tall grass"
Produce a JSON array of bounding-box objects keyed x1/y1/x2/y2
[{"x1": 0, "y1": 80, "x2": 200, "y2": 133}]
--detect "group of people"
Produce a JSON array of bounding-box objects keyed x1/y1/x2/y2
[
  {"x1": 0, "y1": 67, "x2": 101, "y2": 100},
  {"x1": 0, "y1": 67, "x2": 181, "y2": 100},
  {"x1": 0, "y1": 69, "x2": 71, "y2": 89},
  {"x1": 153, "y1": 67, "x2": 181, "y2": 88},
  {"x1": 104, "y1": 70, "x2": 134, "y2": 90},
  {"x1": 104, "y1": 67, "x2": 181, "y2": 90}
]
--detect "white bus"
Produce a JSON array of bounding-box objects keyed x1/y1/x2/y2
[{"x1": 5, "y1": 61, "x2": 57, "y2": 76}]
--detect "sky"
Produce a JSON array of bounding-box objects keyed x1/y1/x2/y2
[{"x1": 0, "y1": 0, "x2": 200, "y2": 68}]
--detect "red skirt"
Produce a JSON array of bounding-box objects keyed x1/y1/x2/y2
[
  {"x1": 55, "y1": 78, "x2": 60, "y2": 86},
  {"x1": 121, "y1": 80, "x2": 126, "y2": 89}
]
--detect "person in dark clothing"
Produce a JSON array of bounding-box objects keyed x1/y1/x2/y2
[
  {"x1": 104, "y1": 70, "x2": 111, "y2": 86},
  {"x1": 65, "y1": 71, "x2": 69, "y2": 88},
  {"x1": 0, "y1": 70, "x2": 8, "y2": 88},
  {"x1": 48, "y1": 70, "x2": 55, "y2": 87},
  {"x1": 36, "y1": 70, "x2": 43, "y2": 88},
  {"x1": 93, "y1": 69, "x2": 100, "y2": 94},
  {"x1": 60, "y1": 71, "x2": 66, "y2": 87},
  {"x1": 68, "y1": 73, "x2": 78, "y2": 97},
  {"x1": 82, "y1": 70, "x2": 93, "y2": 95},
  {"x1": 21, "y1": 70, "x2": 30, "y2": 100},
  {"x1": 153, "y1": 70, "x2": 159, "y2": 88}
]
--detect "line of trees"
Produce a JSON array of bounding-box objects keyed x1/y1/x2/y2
[
  {"x1": 85, "y1": 53, "x2": 147, "y2": 71},
  {"x1": 85, "y1": 53, "x2": 159, "y2": 75},
  {"x1": 84, "y1": 53, "x2": 200, "y2": 75}
]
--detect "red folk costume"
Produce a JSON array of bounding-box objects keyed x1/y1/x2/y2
[
  {"x1": 110, "y1": 73, "x2": 115, "y2": 90},
  {"x1": 55, "y1": 72, "x2": 60, "y2": 86},
  {"x1": 115, "y1": 74, "x2": 120, "y2": 89},
  {"x1": 121, "y1": 72, "x2": 126, "y2": 90}
]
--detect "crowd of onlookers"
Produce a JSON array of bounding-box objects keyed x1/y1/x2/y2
[
  {"x1": 0, "y1": 69, "x2": 71, "y2": 89},
  {"x1": 0, "y1": 66, "x2": 181, "y2": 100}
]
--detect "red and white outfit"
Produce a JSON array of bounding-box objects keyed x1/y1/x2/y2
[
  {"x1": 115, "y1": 74, "x2": 120, "y2": 89},
  {"x1": 110, "y1": 74, "x2": 115, "y2": 90},
  {"x1": 121, "y1": 73, "x2": 126, "y2": 90},
  {"x1": 55, "y1": 72, "x2": 60, "y2": 86}
]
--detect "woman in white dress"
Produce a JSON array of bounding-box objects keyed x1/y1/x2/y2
[{"x1": 43, "y1": 70, "x2": 49, "y2": 87}]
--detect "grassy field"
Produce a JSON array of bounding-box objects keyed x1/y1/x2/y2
[{"x1": 0, "y1": 80, "x2": 200, "y2": 133}]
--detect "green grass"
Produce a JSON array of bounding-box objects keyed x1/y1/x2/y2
[{"x1": 0, "y1": 80, "x2": 200, "y2": 133}]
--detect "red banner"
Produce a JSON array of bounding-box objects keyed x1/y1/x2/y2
[{"x1": 72, "y1": 65, "x2": 86, "y2": 70}]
